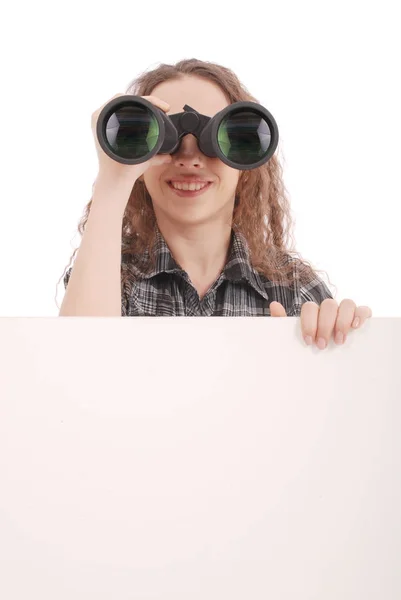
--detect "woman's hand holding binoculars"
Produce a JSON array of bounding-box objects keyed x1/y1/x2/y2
[{"x1": 91, "y1": 93, "x2": 172, "y2": 208}]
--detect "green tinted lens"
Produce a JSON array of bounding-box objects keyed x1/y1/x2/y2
[
  {"x1": 105, "y1": 104, "x2": 160, "y2": 159},
  {"x1": 217, "y1": 110, "x2": 272, "y2": 165}
]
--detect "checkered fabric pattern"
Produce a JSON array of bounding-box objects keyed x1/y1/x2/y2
[{"x1": 64, "y1": 226, "x2": 333, "y2": 317}]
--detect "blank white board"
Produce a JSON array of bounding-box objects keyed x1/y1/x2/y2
[{"x1": 0, "y1": 317, "x2": 400, "y2": 599}]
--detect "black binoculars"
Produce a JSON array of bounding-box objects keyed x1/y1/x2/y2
[{"x1": 96, "y1": 95, "x2": 279, "y2": 171}]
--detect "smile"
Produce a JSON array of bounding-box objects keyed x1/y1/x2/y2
[{"x1": 167, "y1": 181, "x2": 213, "y2": 197}]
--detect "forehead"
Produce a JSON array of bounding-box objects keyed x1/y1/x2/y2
[{"x1": 151, "y1": 75, "x2": 230, "y2": 118}]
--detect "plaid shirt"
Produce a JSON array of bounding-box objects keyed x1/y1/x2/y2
[{"x1": 64, "y1": 226, "x2": 333, "y2": 317}]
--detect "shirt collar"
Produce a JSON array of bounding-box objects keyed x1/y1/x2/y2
[{"x1": 127, "y1": 224, "x2": 270, "y2": 302}]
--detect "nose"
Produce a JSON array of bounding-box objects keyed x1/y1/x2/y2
[{"x1": 171, "y1": 133, "x2": 205, "y2": 168}]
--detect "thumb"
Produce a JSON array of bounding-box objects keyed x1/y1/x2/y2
[{"x1": 270, "y1": 301, "x2": 287, "y2": 317}]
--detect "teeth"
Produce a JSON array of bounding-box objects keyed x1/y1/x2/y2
[{"x1": 170, "y1": 182, "x2": 209, "y2": 191}]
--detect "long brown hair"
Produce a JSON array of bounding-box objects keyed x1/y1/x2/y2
[{"x1": 56, "y1": 58, "x2": 336, "y2": 307}]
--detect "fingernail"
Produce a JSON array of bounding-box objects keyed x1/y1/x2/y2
[
  {"x1": 304, "y1": 335, "x2": 313, "y2": 346},
  {"x1": 317, "y1": 337, "x2": 326, "y2": 350},
  {"x1": 353, "y1": 317, "x2": 360, "y2": 328}
]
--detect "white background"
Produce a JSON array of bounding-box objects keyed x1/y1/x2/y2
[{"x1": 0, "y1": 0, "x2": 399, "y2": 316}]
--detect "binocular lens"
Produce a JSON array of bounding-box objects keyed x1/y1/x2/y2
[
  {"x1": 105, "y1": 104, "x2": 160, "y2": 159},
  {"x1": 217, "y1": 110, "x2": 272, "y2": 166}
]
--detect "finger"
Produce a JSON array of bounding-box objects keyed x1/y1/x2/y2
[
  {"x1": 301, "y1": 299, "x2": 338, "y2": 349},
  {"x1": 351, "y1": 306, "x2": 373, "y2": 329},
  {"x1": 269, "y1": 301, "x2": 287, "y2": 317},
  {"x1": 334, "y1": 299, "x2": 357, "y2": 343},
  {"x1": 301, "y1": 301, "x2": 320, "y2": 344},
  {"x1": 315, "y1": 299, "x2": 339, "y2": 348}
]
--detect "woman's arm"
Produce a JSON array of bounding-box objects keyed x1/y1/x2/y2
[{"x1": 59, "y1": 176, "x2": 134, "y2": 317}]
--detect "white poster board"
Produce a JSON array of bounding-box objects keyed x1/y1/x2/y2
[{"x1": 0, "y1": 317, "x2": 400, "y2": 599}]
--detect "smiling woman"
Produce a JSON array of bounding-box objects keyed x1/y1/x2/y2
[{"x1": 58, "y1": 58, "x2": 336, "y2": 317}]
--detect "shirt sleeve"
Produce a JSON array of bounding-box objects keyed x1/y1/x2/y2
[
  {"x1": 299, "y1": 275, "x2": 334, "y2": 304},
  {"x1": 121, "y1": 258, "x2": 133, "y2": 317},
  {"x1": 121, "y1": 282, "x2": 128, "y2": 316},
  {"x1": 288, "y1": 256, "x2": 335, "y2": 317}
]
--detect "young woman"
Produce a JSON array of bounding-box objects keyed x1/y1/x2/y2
[{"x1": 59, "y1": 58, "x2": 371, "y2": 349}]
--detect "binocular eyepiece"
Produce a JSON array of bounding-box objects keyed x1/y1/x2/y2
[{"x1": 96, "y1": 95, "x2": 279, "y2": 171}]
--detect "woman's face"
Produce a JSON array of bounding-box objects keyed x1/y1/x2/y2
[{"x1": 141, "y1": 75, "x2": 240, "y2": 227}]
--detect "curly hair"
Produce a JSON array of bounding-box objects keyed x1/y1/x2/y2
[{"x1": 56, "y1": 58, "x2": 336, "y2": 307}]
